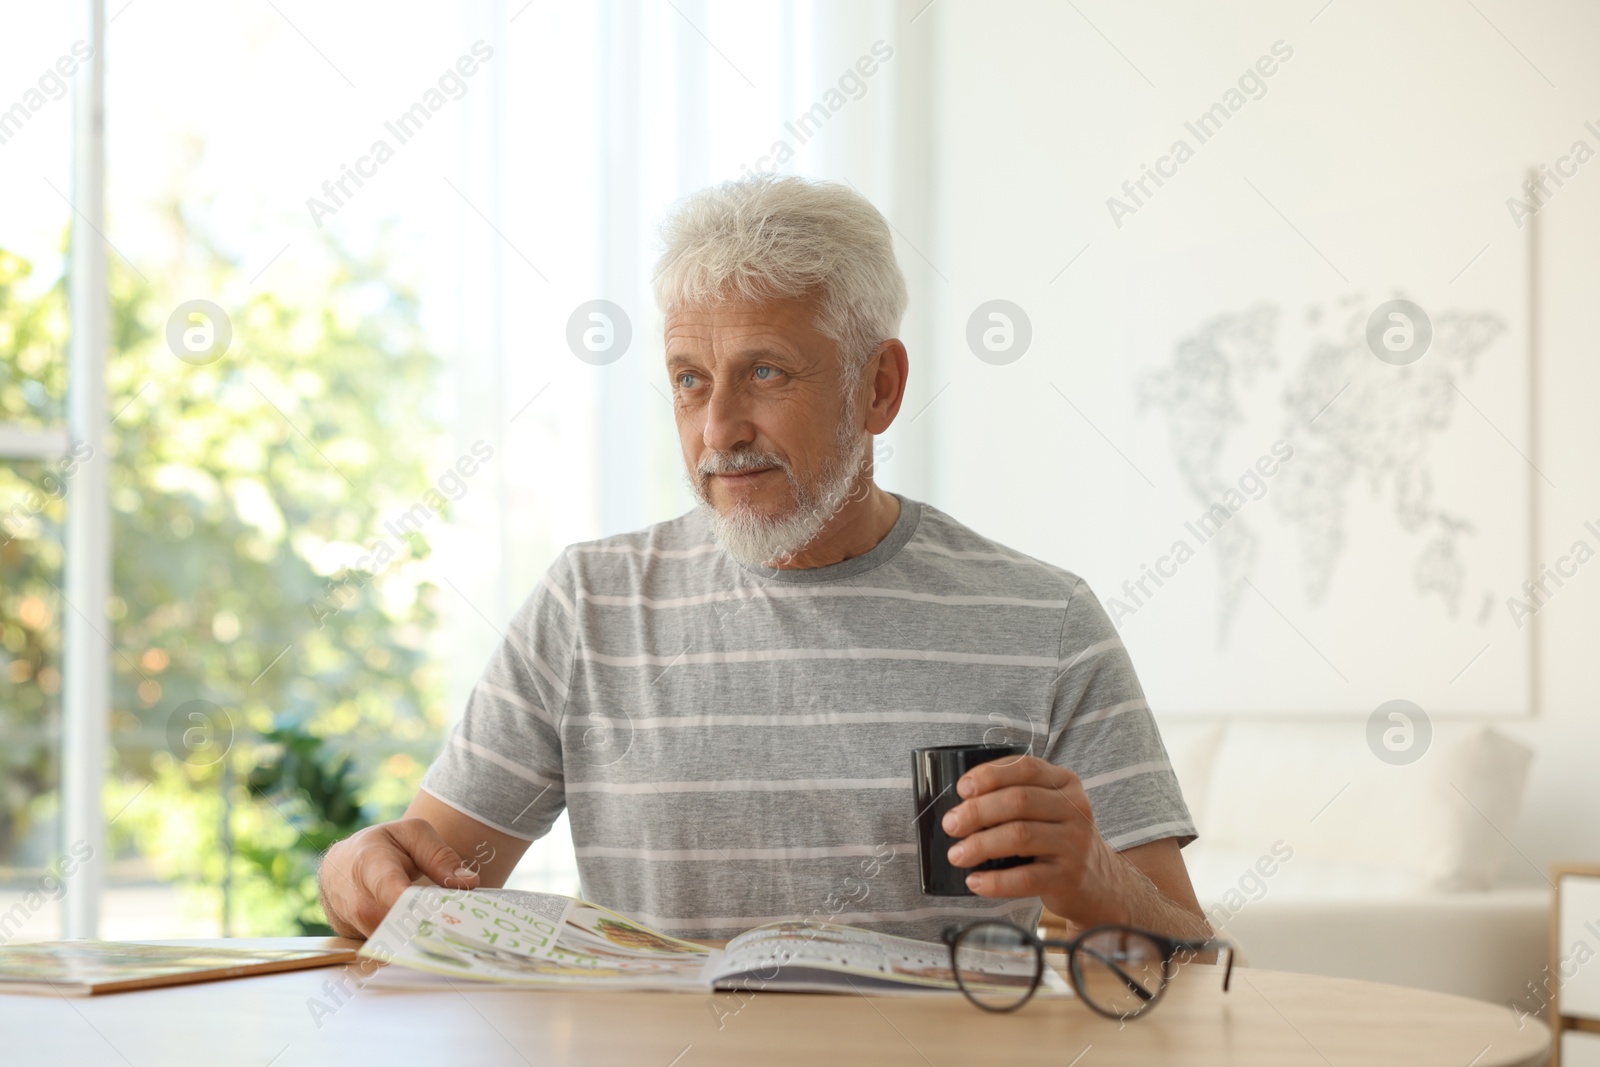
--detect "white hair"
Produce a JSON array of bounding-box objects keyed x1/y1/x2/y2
[{"x1": 652, "y1": 175, "x2": 909, "y2": 391}]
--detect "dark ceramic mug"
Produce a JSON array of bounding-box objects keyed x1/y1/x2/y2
[{"x1": 911, "y1": 743, "x2": 1035, "y2": 896}]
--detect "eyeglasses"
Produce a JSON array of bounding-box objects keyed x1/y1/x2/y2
[{"x1": 941, "y1": 919, "x2": 1234, "y2": 1019}]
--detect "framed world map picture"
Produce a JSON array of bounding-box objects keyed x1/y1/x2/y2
[{"x1": 1096, "y1": 174, "x2": 1537, "y2": 716}]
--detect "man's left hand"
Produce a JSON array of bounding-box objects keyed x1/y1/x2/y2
[{"x1": 940, "y1": 754, "x2": 1131, "y2": 927}]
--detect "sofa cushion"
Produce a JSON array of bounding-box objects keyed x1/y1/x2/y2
[
  {"x1": 1193, "y1": 722, "x2": 1534, "y2": 893},
  {"x1": 1213, "y1": 889, "x2": 1549, "y2": 1005}
]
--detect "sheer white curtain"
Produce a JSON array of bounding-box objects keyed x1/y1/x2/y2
[
  {"x1": 445, "y1": 0, "x2": 935, "y2": 892},
  {"x1": 0, "y1": 0, "x2": 935, "y2": 930}
]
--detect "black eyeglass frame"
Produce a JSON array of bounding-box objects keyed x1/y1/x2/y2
[{"x1": 940, "y1": 919, "x2": 1235, "y2": 1019}]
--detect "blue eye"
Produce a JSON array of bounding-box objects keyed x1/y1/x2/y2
[
  {"x1": 677, "y1": 373, "x2": 697, "y2": 388},
  {"x1": 753, "y1": 366, "x2": 773, "y2": 380}
]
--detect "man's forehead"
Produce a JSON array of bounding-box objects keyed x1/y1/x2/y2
[{"x1": 663, "y1": 298, "x2": 822, "y2": 356}]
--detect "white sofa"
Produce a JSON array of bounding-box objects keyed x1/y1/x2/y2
[{"x1": 1164, "y1": 719, "x2": 1548, "y2": 1009}]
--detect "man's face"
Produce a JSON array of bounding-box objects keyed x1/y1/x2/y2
[{"x1": 666, "y1": 295, "x2": 865, "y2": 561}]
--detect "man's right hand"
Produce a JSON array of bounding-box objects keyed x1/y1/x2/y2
[{"x1": 319, "y1": 818, "x2": 481, "y2": 939}]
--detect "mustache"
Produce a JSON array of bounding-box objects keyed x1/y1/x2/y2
[{"x1": 697, "y1": 450, "x2": 790, "y2": 478}]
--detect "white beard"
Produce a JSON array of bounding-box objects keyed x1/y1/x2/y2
[{"x1": 693, "y1": 419, "x2": 869, "y2": 568}]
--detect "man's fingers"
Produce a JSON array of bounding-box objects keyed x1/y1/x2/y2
[
  {"x1": 964, "y1": 859, "x2": 1054, "y2": 900},
  {"x1": 338, "y1": 852, "x2": 415, "y2": 937},
  {"x1": 943, "y1": 785, "x2": 1074, "y2": 837},
  {"x1": 320, "y1": 817, "x2": 488, "y2": 940},
  {"x1": 343, "y1": 819, "x2": 469, "y2": 936},
  {"x1": 351, "y1": 904, "x2": 394, "y2": 938},
  {"x1": 947, "y1": 819, "x2": 1066, "y2": 868},
  {"x1": 957, "y1": 755, "x2": 1072, "y2": 798},
  {"x1": 387, "y1": 818, "x2": 477, "y2": 888},
  {"x1": 350, "y1": 841, "x2": 414, "y2": 900},
  {"x1": 441, "y1": 867, "x2": 482, "y2": 890}
]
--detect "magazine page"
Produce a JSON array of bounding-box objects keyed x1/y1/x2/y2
[
  {"x1": 361, "y1": 887, "x2": 721, "y2": 991},
  {"x1": 710, "y1": 921, "x2": 1071, "y2": 997}
]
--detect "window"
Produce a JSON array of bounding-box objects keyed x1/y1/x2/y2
[{"x1": 2, "y1": 0, "x2": 918, "y2": 937}]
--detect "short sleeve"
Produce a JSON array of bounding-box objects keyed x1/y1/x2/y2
[
  {"x1": 1044, "y1": 578, "x2": 1197, "y2": 851},
  {"x1": 418, "y1": 550, "x2": 576, "y2": 841}
]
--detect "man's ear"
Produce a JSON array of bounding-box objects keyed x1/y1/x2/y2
[{"x1": 862, "y1": 339, "x2": 909, "y2": 435}]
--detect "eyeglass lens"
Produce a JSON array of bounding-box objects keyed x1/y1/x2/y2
[
  {"x1": 950, "y1": 922, "x2": 1041, "y2": 1011},
  {"x1": 1073, "y1": 927, "x2": 1168, "y2": 1019}
]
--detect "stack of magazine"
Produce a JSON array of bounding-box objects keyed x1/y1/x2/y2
[
  {"x1": 363, "y1": 886, "x2": 1068, "y2": 997},
  {"x1": 0, "y1": 942, "x2": 357, "y2": 996}
]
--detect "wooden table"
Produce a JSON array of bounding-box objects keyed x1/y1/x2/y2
[{"x1": 0, "y1": 938, "x2": 1551, "y2": 1066}]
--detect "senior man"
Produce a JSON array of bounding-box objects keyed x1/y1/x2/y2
[{"x1": 320, "y1": 175, "x2": 1208, "y2": 943}]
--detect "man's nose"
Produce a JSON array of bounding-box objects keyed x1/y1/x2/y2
[{"x1": 702, "y1": 381, "x2": 755, "y2": 453}]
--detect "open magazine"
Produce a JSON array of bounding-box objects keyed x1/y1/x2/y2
[{"x1": 362, "y1": 887, "x2": 1069, "y2": 997}]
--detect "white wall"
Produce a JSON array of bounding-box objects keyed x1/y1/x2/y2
[{"x1": 917, "y1": 0, "x2": 1600, "y2": 878}]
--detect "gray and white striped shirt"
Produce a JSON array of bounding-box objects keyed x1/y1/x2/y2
[{"x1": 420, "y1": 495, "x2": 1195, "y2": 940}]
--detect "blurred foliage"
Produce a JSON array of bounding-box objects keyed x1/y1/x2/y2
[
  {"x1": 0, "y1": 217, "x2": 451, "y2": 933},
  {"x1": 238, "y1": 723, "x2": 373, "y2": 936},
  {"x1": 0, "y1": 249, "x2": 70, "y2": 860}
]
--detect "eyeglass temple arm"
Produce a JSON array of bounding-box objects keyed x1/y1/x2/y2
[
  {"x1": 1170, "y1": 938, "x2": 1235, "y2": 992},
  {"x1": 1070, "y1": 945, "x2": 1159, "y2": 1003}
]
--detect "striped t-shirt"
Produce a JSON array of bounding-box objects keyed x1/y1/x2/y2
[{"x1": 420, "y1": 494, "x2": 1195, "y2": 941}]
